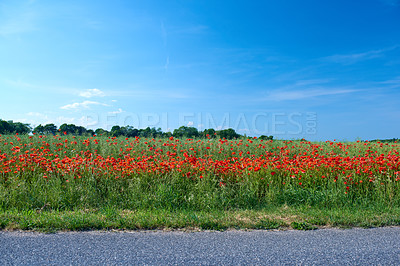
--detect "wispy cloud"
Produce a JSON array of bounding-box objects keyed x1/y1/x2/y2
[
  {"x1": 79, "y1": 88, "x2": 105, "y2": 98},
  {"x1": 380, "y1": 77, "x2": 400, "y2": 85},
  {"x1": 60, "y1": 100, "x2": 109, "y2": 110},
  {"x1": 324, "y1": 46, "x2": 399, "y2": 65},
  {"x1": 265, "y1": 89, "x2": 359, "y2": 101},
  {"x1": 108, "y1": 108, "x2": 124, "y2": 115},
  {"x1": 376, "y1": 77, "x2": 400, "y2": 90},
  {"x1": 164, "y1": 56, "x2": 170, "y2": 70}
]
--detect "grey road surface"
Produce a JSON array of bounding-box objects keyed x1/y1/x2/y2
[{"x1": 1, "y1": 227, "x2": 400, "y2": 265}]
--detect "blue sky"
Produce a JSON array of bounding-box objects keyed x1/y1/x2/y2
[{"x1": 0, "y1": 0, "x2": 399, "y2": 140}]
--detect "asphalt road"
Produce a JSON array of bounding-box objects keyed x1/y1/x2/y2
[{"x1": 1, "y1": 227, "x2": 400, "y2": 265}]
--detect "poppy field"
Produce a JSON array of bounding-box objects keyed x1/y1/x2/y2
[{"x1": 1, "y1": 133, "x2": 400, "y2": 230}]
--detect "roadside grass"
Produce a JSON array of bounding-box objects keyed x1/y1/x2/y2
[{"x1": 1, "y1": 205, "x2": 400, "y2": 232}]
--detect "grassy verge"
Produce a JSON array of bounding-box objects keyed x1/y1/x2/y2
[{"x1": 1, "y1": 205, "x2": 400, "y2": 232}]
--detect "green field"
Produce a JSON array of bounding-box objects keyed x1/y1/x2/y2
[{"x1": 1, "y1": 134, "x2": 399, "y2": 231}]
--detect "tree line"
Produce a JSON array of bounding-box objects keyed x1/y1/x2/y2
[
  {"x1": 0, "y1": 119, "x2": 274, "y2": 140},
  {"x1": 370, "y1": 138, "x2": 399, "y2": 143}
]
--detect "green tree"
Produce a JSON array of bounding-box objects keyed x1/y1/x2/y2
[
  {"x1": 139, "y1": 127, "x2": 152, "y2": 137},
  {"x1": 0, "y1": 120, "x2": 12, "y2": 134},
  {"x1": 75, "y1": 126, "x2": 87, "y2": 136},
  {"x1": 216, "y1": 128, "x2": 240, "y2": 139},
  {"x1": 95, "y1": 128, "x2": 109, "y2": 136},
  {"x1": 59, "y1": 124, "x2": 79, "y2": 135},
  {"x1": 173, "y1": 126, "x2": 199, "y2": 138},
  {"x1": 86, "y1": 129, "x2": 95, "y2": 136},
  {"x1": 43, "y1": 124, "x2": 57, "y2": 135},
  {"x1": 162, "y1": 131, "x2": 172, "y2": 138},
  {"x1": 33, "y1": 124, "x2": 45, "y2": 135},
  {"x1": 10, "y1": 122, "x2": 31, "y2": 134},
  {"x1": 202, "y1": 128, "x2": 216, "y2": 138},
  {"x1": 259, "y1": 135, "x2": 273, "y2": 140},
  {"x1": 110, "y1": 125, "x2": 122, "y2": 137}
]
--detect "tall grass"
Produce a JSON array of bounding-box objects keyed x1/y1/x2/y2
[{"x1": 0, "y1": 134, "x2": 399, "y2": 214}]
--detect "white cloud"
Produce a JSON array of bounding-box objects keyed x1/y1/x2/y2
[
  {"x1": 108, "y1": 108, "x2": 124, "y2": 114},
  {"x1": 79, "y1": 88, "x2": 105, "y2": 98},
  {"x1": 60, "y1": 100, "x2": 109, "y2": 110},
  {"x1": 187, "y1": 121, "x2": 194, "y2": 126}
]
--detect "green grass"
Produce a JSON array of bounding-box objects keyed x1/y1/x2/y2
[
  {"x1": 1, "y1": 205, "x2": 400, "y2": 232},
  {"x1": 1, "y1": 175, "x2": 398, "y2": 232}
]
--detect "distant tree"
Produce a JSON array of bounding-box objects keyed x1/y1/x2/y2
[
  {"x1": 216, "y1": 128, "x2": 240, "y2": 139},
  {"x1": 43, "y1": 124, "x2": 57, "y2": 135},
  {"x1": 119, "y1": 126, "x2": 128, "y2": 137},
  {"x1": 139, "y1": 127, "x2": 152, "y2": 138},
  {"x1": 148, "y1": 127, "x2": 162, "y2": 138},
  {"x1": 162, "y1": 131, "x2": 172, "y2": 138},
  {"x1": 86, "y1": 129, "x2": 95, "y2": 136},
  {"x1": 110, "y1": 125, "x2": 122, "y2": 137},
  {"x1": 95, "y1": 128, "x2": 109, "y2": 136},
  {"x1": 59, "y1": 124, "x2": 69, "y2": 134},
  {"x1": 202, "y1": 128, "x2": 216, "y2": 138},
  {"x1": 173, "y1": 126, "x2": 199, "y2": 138},
  {"x1": 75, "y1": 126, "x2": 87, "y2": 136},
  {"x1": 0, "y1": 120, "x2": 12, "y2": 134},
  {"x1": 124, "y1": 126, "x2": 138, "y2": 138},
  {"x1": 33, "y1": 124, "x2": 45, "y2": 135},
  {"x1": 10, "y1": 122, "x2": 31, "y2": 135},
  {"x1": 60, "y1": 123, "x2": 73, "y2": 134},
  {"x1": 370, "y1": 138, "x2": 400, "y2": 143},
  {"x1": 259, "y1": 135, "x2": 273, "y2": 140}
]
